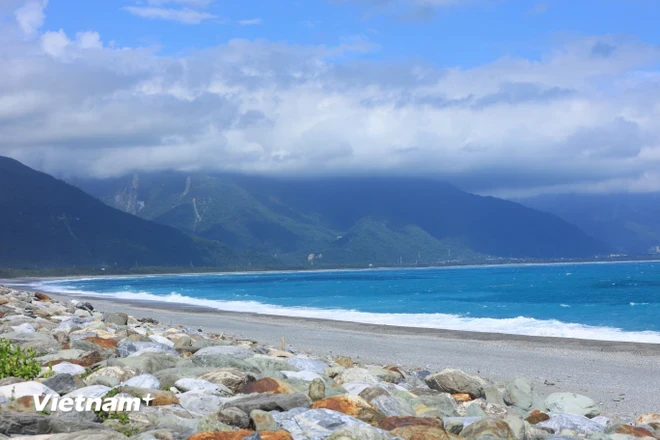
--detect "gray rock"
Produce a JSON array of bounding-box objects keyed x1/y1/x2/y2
[
  {"x1": 446, "y1": 419, "x2": 465, "y2": 434},
  {"x1": 504, "y1": 377, "x2": 543, "y2": 411},
  {"x1": 51, "y1": 362, "x2": 87, "y2": 377},
  {"x1": 537, "y1": 414, "x2": 606, "y2": 435},
  {"x1": 273, "y1": 408, "x2": 376, "y2": 440},
  {"x1": 246, "y1": 356, "x2": 300, "y2": 374},
  {"x1": 193, "y1": 345, "x2": 253, "y2": 359},
  {"x1": 484, "y1": 386, "x2": 507, "y2": 406},
  {"x1": 129, "y1": 429, "x2": 175, "y2": 440},
  {"x1": 215, "y1": 407, "x2": 250, "y2": 429},
  {"x1": 174, "y1": 378, "x2": 231, "y2": 395},
  {"x1": 309, "y1": 377, "x2": 326, "y2": 401},
  {"x1": 117, "y1": 341, "x2": 178, "y2": 357},
  {"x1": 43, "y1": 374, "x2": 78, "y2": 395},
  {"x1": 108, "y1": 353, "x2": 179, "y2": 374},
  {"x1": 103, "y1": 312, "x2": 128, "y2": 326},
  {"x1": 64, "y1": 385, "x2": 112, "y2": 399},
  {"x1": 425, "y1": 369, "x2": 486, "y2": 398},
  {"x1": 177, "y1": 390, "x2": 231, "y2": 415},
  {"x1": 197, "y1": 368, "x2": 256, "y2": 393},
  {"x1": 370, "y1": 394, "x2": 415, "y2": 417},
  {"x1": 336, "y1": 368, "x2": 379, "y2": 385},
  {"x1": 327, "y1": 425, "x2": 399, "y2": 439},
  {"x1": 190, "y1": 353, "x2": 260, "y2": 372},
  {"x1": 0, "y1": 413, "x2": 110, "y2": 436},
  {"x1": 223, "y1": 392, "x2": 312, "y2": 414},
  {"x1": 37, "y1": 349, "x2": 86, "y2": 363},
  {"x1": 0, "y1": 381, "x2": 58, "y2": 400},
  {"x1": 466, "y1": 402, "x2": 489, "y2": 418},
  {"x1": 287, "y1": 357, "x2": 329, "y2": 374},
  {"x1": 545, "y1": 393, "x2": 600, "y2": 418},
  {"x1": 250, "y1": 409, "x2": 278, "y2": 431},
  {"x1": 410, "y1": 394, "x2": 459, "y2": 417}
]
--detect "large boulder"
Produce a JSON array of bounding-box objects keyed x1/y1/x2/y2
[
  {"x1": 221, "y1": 393, "x2": 312, "y2": 414},
  {"x1": 544, "y1": 393, "x2": 600, "y2": 418},
  {"x1": 535, "y1": 414, "x2": 607, "y2": 435},
  {"x1": 503, "y1": 377, "x2": 542, "y2": 411},
  {"x1": 198, "y1": 368, "x2": 256, "y2": 393},
  {"x1": 327, "y1": 425, "x2": 399, "y2": 439},
  {"x1": 425, "y1": 369, "x2": 485, "y2": 399},
  {"x1": 0, "y1": 381, "x2": 58, "y2": 400},
  {"x1": 272, "y1": 408, "x2": 377, "y2": 440},
  {"x1": 312, "y1": 395, "x2": 386, "y2": 426}
]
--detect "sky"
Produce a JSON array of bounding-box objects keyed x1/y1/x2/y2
[{"x1": 1, "y1": 0, "x2": 660, "y2": 197}]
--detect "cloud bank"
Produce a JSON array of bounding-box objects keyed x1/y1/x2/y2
[{"x1": 1, "y1": 1, "x2": 660, "y2": 196}]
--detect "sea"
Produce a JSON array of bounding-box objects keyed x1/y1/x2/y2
[{"x1": 29, "y1": 261, "x2": 660, "y2": 343}]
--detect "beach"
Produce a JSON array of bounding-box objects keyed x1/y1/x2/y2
[{"x1": 41, "y1": 290, "x2": 660, "y2": 419}]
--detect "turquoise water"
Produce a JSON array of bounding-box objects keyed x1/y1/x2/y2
[{"x1": 33, "y1": 261, "x2": 660, "y2": 343}]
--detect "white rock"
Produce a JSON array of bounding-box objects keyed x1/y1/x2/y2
[
  {"x1": 174, "y1": 378, "x2": 231, "y2": 395},
  {"x1": 11, "y1": 323, "x2": 36, "y2": 333},
  {"x1": 149, "y1": 335, "x2": 175, "y2": 347},
  {"x1": 177, "y1": 390, "x2": 232, "y2": 415},
  {"x1": 122, "y1": 374, "x2": 160, "y2": 389},
  {"x1": 282, "y1": 371, "x2": 323, "y2": 382},
  {"x1": 342, "y1": 382, "x2": 375, "y2": 395},
  {"x1": 65, "y1": 385, "x2": 112, "y2": 399},
  {"x1": 537, "y1": 413, "x2": 606, "y2": 435},
  {"x1": 51, "y1": 362, "x2": 87, "y2": 376},
  {"x1": 0, "y1": 381, "x2": 59, "y2": 400},
  {"x1": 193, "y1": 345, "x2": 253, "y2": 359}
]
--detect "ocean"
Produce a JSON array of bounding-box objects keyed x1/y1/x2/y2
[{"x1": 31, "y1": 261, "x2": 660, "y2": 343}]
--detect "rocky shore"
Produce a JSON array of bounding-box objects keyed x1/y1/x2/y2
[{"x1": 0, "y1": 285, "x2": 658, "y2": 440}]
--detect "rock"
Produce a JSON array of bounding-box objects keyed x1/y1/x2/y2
[
  {"x1": 108, "y1": 353, "x2": 179, "y2": 373},
  {"x1": 466, "y1": 402, "x2": 489, "y2": 418},
  {"x1": 410, "y1": 394, "x2": 459, "y2": 417},
  {"x1": 214, "y1": 407, "x2": 250, "y2": 429},
  {"x1": 251, "y1": 409, "x2": 279, "y2": 431},
  {"x1": 178, "y1": 390, "x2": 231, "y2": 414},
  {"x1": 11, "y1": 323, "x2": 36, "y2": 333},
  {"x1": 369, "y1": 368, "x2": 402, "y2": 384},
  {"x1": 198, "y1": 368, "x2": 256, "y2": 393},
  {"x1": 86, "y1": 365, "x2": 141, "y2": 383},
  {"x1": 335, "y1": 356, "x2": 355, "y2": 368},
  {"x1": 309, "y1": 378, "x2": 326, "y2": 401},
  {"x1": 370, "y1": 394, "x2": 415, "y2": 417},
  {"x1": 336, "y1": 368, "x2": 380, "y2": 385},
  {"x1": 130, "y1": 429, "x2": 176, "y2": 440},
  {"x1": 526, "y1": 412, "x2": 551, "y2": 424},
  {"x1": 536, "y1": 414, "x2": 606, "y2": 435},
  {"x1": 117, "y1": 341, "x2": 178, "y2": 357},
  {"x1": 504, "y1": 413, "x2": 525, "y2": 440},
  {"x1": 425, "y1": 369, "x2": 485, "y2": 399},
  {"x1": 103, "y1": 312, "x2": 128, "y2": 326},
  {"x1": 545, "y1": 393, "x2": 600, "y2": 418},
  {"x1": 34, "y1": 292, "x2": 52, "y2": 302},
  {"x1": 0, "y1": 413, "x2": 110, "y2": 436},
  {"x1": 243, "y1": 378, "x2": 296, "y2": 395},
  {"x1": 37, "y1": 349, "x2": 86, "y2": 364},
  {"x1": 174, "y1": 378, "x2": 232, "y2": 395},
  {"x1": 327, "y1": 425, "x2": 398, "y2": 439},
  {"x1": 504, "y1": 377, "x2": 542, "y2": 411},
  {"x1": 191, "y1": 353, "x2": 260, "y2": 372},
  {"x1": 379, "y1": 416, "x2": 445, "y2": 431},
  {"x1": 287, "y1": 358, "x2": 328, "y2": 374},
  {"x1": 608, "y1": 425, "x2": 656, "y2": 438},
  {"x1": 82, "y1": 336, "x2": 118, "y2": 350},
  {"x1": 51, "y1": 362, "x2": 86, "y2": 376},
  {"x1": 64, "y1": 385, "x2": 112, "y2": 399},
  {"x1": 194, "y1": 345, "x2": 254, "y2": 359},
  {"x1": 149, "y1": 335, "x2": 175, "y2": 347},
  {"x1": 390, "y1": 425, "x2": 450, "y2": 440},
  {"x1": 120, "y1": 386, "x2": 179, "y2": 406},
  {"x1": 273, "y1": 408, "x2": 376, "y2": 439},
  {"x1": 189, "y1": 431, "x2": 293, "y2": 440},
  {"x1": 122, "y1": 374, "x2": 160, "y2": 389},
  {"x1": 637, "y1": 415, "x2": 660, "y2": 425},
  {"x1": 224, "y1": 393, "x2": 312, "y2": 414},
  {"x1": 282, "y1": 371, "x2": 323, "y2": 382},
  {"x1": 0, "y1": 381, "x2": 58, "y2": 400},
  {"x1": 445, "y1": 419, "x2": 465, "y2": 434},
  {"x1": 42, "y1": 374, "x2": 78, "y2": 395},
  {"x1": 461, "y1": 418, "x2": 517, "y2": 440},
  {"x1": 454, "y1": 393, "x2": 474, "y2": 403},
  {"x1": 312, "y1": 395, "x2": 385, "y2": 426},
  {"x1": 173, "y1": 335, "x2": 193, "y2": 350}
]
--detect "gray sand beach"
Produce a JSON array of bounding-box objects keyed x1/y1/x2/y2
[{"x1": 32, "y1": 290, "x2": 660, "y2": 419}]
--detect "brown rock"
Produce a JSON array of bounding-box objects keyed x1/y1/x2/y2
[
  {"x1": 0, "y1": 298, "x2": 9, "y2": 305},
  {"x1": 243, "y1": 377, "x2": 295, "y2": 395},
  {"x1": 612, "y1": 425, "x2": 655, "y2": 438},
  {"x1": 453, "y1": 393, "x2": 473, "y2": 403},
  {"x1": 525, "y1": 412, "x2": 551, "y2": 424},
  {"x1": 308, "y1": 378, "x2": 325, "y2": 402},
  {"x1": 120, "y1": 387, "x2": 179, "y2": 406},
  {"x1": 637, "y1": 414, "x2": 660, "y2": 425},
  {"x1": 390, "y1": 426, "x2": 450, "y2": 440},
  {"x1": 311, "y1": 395, "x2": 384, "y2": 426},
  {"x1": 334, "y1": 356, "x2": 354, "y2": 368},
  {"x1": 0, "y1": 311, "x2": 4, "y2": 318},
  {"x1": 359, "y1": 386, "x2": 390, "y2": 403},
  {"x1": 34, "y1": 292, "x2": 52, "y2": 302},
  {"x1": 379, "y1": 416, "x2": 445, "y2": 431},
  {"x1": 198, "y1": 368, "x2": 255, "y2": 394},
  {"x1": 83, "y1": 336, "x2": 118, "y2": 350},
  {"x1": 188, "y1": 431, "x2": 292, "y2": 440}
]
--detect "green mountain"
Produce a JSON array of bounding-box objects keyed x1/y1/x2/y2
[
  {"x1": 73, "y1": 172, "x2": 611, "y2": 267},
  {"x1": 0, "y1": 156, "x2": 244, "y2": 269},
  {"x1": 517, "y1": 193, "x2": 660, "y2": 255}
]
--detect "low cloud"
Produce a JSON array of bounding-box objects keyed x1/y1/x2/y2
[
  {"x1": 123, "y1": 6, "x2": 218, "y2": 24},
  {"x1": 1, "y1": 2, "x2": 660, "y2": 197},
  {"x1": 238, "y1": 18, "x2": 263, "y2": 26},
  {"x1": 14, "y1": 0, "x2": 47, "y2": 36}
]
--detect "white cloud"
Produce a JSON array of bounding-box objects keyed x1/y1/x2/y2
[
  {"x1": 238, "y1": 18, "x2": 263, "y2": 26},
  {"x1": 14, "y1": 0, "x2": 48, "y2": 36},
  {"x1": 123, "y1": 6, "x2": 217, "y2": 24},
  {"x1": 147, "y1": 0, "x2": 216, "y2": 6},
  {"x1": 2, "y1": 25, "x2": 660, "y2": 196}
]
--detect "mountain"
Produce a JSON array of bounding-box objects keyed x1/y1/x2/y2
[
  {"x1": 0, "y1": 156, "x2": 243, "y2": 269},
  {"x1": 516, "y1": 193, "x2": 660, "y2": 255},
  {"x1": 71, "y1": 171, "x2": 611, "y2": 266}
]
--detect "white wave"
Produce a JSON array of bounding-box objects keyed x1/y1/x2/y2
[
  {"x1": 630, "y1": 302, "x2": 650, "y2": 306},
  {"x1": 560, "y1": 304, "x2": 571, "y2": 308},
  {"x1": 34, "y1": 283, "x2": 660, "y2": 344}
]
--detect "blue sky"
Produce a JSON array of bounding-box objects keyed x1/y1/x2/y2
[
  {"x1": 1, "y1": 0, "x2": 660, "y2": 196},
  {"x1": 42, "y1": 0, "x2": 660, "y2": 66}
]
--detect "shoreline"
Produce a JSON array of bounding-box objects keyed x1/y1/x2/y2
[
  {"x1": 3, "y1": 257, "x2": 660, "y2": 282},
  {"x1": 37, "y1": 290, "x2": 660, "y2": 418}
]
